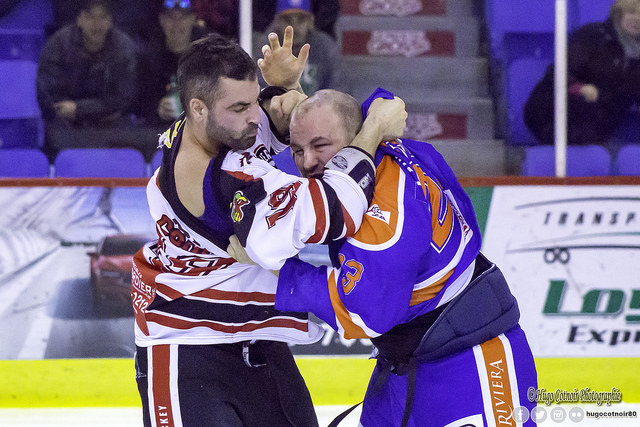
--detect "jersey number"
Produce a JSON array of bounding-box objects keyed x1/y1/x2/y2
[
  {"x1": 266, "y1": 181, "x2": 302, "y2": 229},
  {"x1": 339, "y1": 254, "x2": 364, "y2": 295},
  {"x1": 412, "y1": 164, "x2": 454, "y2": 252}
]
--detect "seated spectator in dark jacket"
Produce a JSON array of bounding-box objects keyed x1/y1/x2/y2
[
  {"x1": 49, "y1": 0, "x2": 161, "y2": 44},
  {"x1": 253, "y1": 0, "x2": 345, "y2": 95},
  {"x1": 137, "y1": 0, "x2": 206, "y2": 126},
  {"x1": 524, "y1": 0, "x2": 640, "y2": 145},
  {"x1": 36, "y1": 0, "x2": 143, "y2": 161}
]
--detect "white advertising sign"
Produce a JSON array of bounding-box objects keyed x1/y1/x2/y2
[{"x1": 482, "y1": 186, "x2": 640, "y2": 358}]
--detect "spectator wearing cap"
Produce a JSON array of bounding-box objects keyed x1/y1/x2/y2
[
  {"x1": 253, "y1": 0, "x2": 340, "y2": 40},
  {"x1": 189, "y1": 0, "x2": 339, "y2": 42},
  {"x1": 36, "y1": 0, "x2": 141, "y2": 162},
  {"x1": 253, "y1": 0, "x2": 346, "y2": 95},
  {"x1": 136, "y1": 0, "x2": 206, "y2": 126}
]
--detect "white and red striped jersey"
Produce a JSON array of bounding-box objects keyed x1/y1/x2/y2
[{"x1": 132, "y1": 108, "x2": 376, "y2": 347}]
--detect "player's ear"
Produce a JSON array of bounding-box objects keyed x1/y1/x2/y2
[{"x1": 189, "y1": 98, "x2": 208, "y2": 121}]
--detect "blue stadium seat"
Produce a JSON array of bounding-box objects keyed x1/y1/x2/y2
[
  {"x1": 485, "y1": 0, "x2": 556, "y2": 59},
  {"x1": 615, "y1": 145, "x2": 640, "y2": 176},
  {"x1": 0, "y1": 30, "x2": 46, "y2": 61},
  {"x1": 0, "y1": 148, "x2": 50, "y2": 177},
  {"x1": 0, "y1": 60, "x2": 39, "y2": 118},
  {"x1": 575, "y1": 0, "x2": 611, "y2": 26},
  {"x1": 150, "y1": 150, "x2": 162, "y2": 176},
  {"x1": 506, "y1": 56, "x2": 551, "y2": 145},
  {"x1": 54, "y1": 148, "x2": 147, "y2": 177},
  {"x1": 503, "y1": 31, "x2": 554, "y2": 65},
  {"x1": 0, "y1": 0, "x2": 53, "y2": 31},
  {"x1": 521, "y1": 145, "x2": 611, "y2": 176},
  {"x1": 0, "y1": 59, "x2": 42, "y2": 148},
  {"x1": 484, "y1": 0, "x2": 613, "y2": 59}
]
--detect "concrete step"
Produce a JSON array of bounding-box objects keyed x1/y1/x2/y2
[
  {"x1": 417, "y1": 139, "x2": 507, "y2": 176},
  {"x1": 337, "y1": 15, "x2": 480, "y2": 57},
  {"x1": 336, "y1": 0, "x2": 497, "y2": 176},
  {"x1": 346, "y1": 67, "x2": 494, "y2": 140},
  {"x1": 339, "y1": 0, "x2": 477, "y2": 18},
  {"x1": 341, "y1": 56, "x2": 488, "y2": 96},
  {"x1": 403, "y1": 99, "x2": 495, "y2": 140}
]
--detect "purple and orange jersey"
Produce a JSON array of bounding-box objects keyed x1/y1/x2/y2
[{"x1": 276, "y1": 137, "x2": 482, "y2": 338}]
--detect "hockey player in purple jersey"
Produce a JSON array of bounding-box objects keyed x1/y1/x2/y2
[{"x1": 233, "y1": 88, "x2": 538, "y2": 426}]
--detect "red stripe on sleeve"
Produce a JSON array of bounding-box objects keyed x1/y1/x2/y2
[
  {"x1": 305, "y1": 179, "x2": 328, "y2": 244},
  {"x1": 341, "y1": 204, "x2": 357, "y2": 238}
]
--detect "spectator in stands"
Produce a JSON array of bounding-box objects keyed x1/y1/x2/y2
[
  {"x1": 137, "y1": 0, "x2": 206, "y2": 126},
  {"x1": 524, "y1": 0, "x2": 640, "y2": 146},
  {"x1": 189, "y1": 0, "x2": 339, "y2": 43},
  {"x1": 253, "y1": 0, "x2": 340, "y2": 40},
  {"x1": 36, "y1": 0, "x2": 142, "y2": 162},
  {"x1": 253, "y1": 0, "x2": 345, "y2": 95},
  {"x1": 49, "y1": 0, "x2": 160, "y2": 43}
]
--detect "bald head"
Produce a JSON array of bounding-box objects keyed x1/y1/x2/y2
[
  {"x1": 291, "y1": 90, "x2": 363, "y2": 143},
  {"x1": 288, "y1": 90, "x2": 364, "y2": 177}
]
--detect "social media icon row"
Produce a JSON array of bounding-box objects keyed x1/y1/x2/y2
[{"x1": 512, "y1": 406, "x2": 585, "y2": 423}]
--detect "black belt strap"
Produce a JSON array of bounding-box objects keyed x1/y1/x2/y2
[
  {"x1": 328, "y1": 356, "x2": 393, "y2": 427},
  {"x1": 400, "y1": 357, "x2": 418, "y2": 427},
  {"x1": 327, "y1": 401, "x2": 363, "y2": 427},
  {"x1": 327, "y1": 357, "x2": 418, "y2": 427}
]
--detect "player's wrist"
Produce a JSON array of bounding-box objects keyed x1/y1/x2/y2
[
  {"x1": 325, "y1": 147, "x2": 376, "y2": 204},
  {"x1": 287, "y1": 82, "x2": 304, "y2": 93}
]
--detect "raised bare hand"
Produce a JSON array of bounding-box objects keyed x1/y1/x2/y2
[{"x1": 258, "y1": 26, "x2": 309, "y2": 91}]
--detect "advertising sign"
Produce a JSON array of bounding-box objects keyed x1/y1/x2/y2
[
  {"x1": 2, "y1": 184, "x2": 639, "y2": 360},
  {"x1": 482, "y1": 186, "x2": 640, "y2": 357}
]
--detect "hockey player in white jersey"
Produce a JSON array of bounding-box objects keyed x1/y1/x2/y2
[{"x1": 131, "y1": 28, "x2": 407, "y2": 426}]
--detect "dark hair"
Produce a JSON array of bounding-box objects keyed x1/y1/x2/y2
[
  {"x1": 177, "y1": 33, "x2": 258, "y2": 116},
  {"x1": 80, "y1": 0, "x2": 113, "y2": 15}
]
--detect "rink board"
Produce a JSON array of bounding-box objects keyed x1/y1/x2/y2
[{"x1": 0, "y1": 357, "x2": 639, "y2": 407}]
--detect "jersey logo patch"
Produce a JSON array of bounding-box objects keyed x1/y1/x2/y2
[
  {"x1": 365, "y1": 204, "x2": 391, "y2": 224},
  {"x1": 254, "y1": 144, "x2": 271, "y2": 162},
  {"x1": 331, "y1": 154, "x2": 348, "y2": 170},
  {"x1": 158, "y1": 118, "x2": 183, "y2": 149},
  {"x1": 231, "y1": 191, "x2": 250, "y2": 223}
]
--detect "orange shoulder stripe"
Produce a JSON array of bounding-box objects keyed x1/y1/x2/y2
[
  {"x1": 327, "y1": 270, "x2": 369, "y2": 339},
  {"x1": 351, "y1": 156, "x2": 401, "y2": 246}
]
